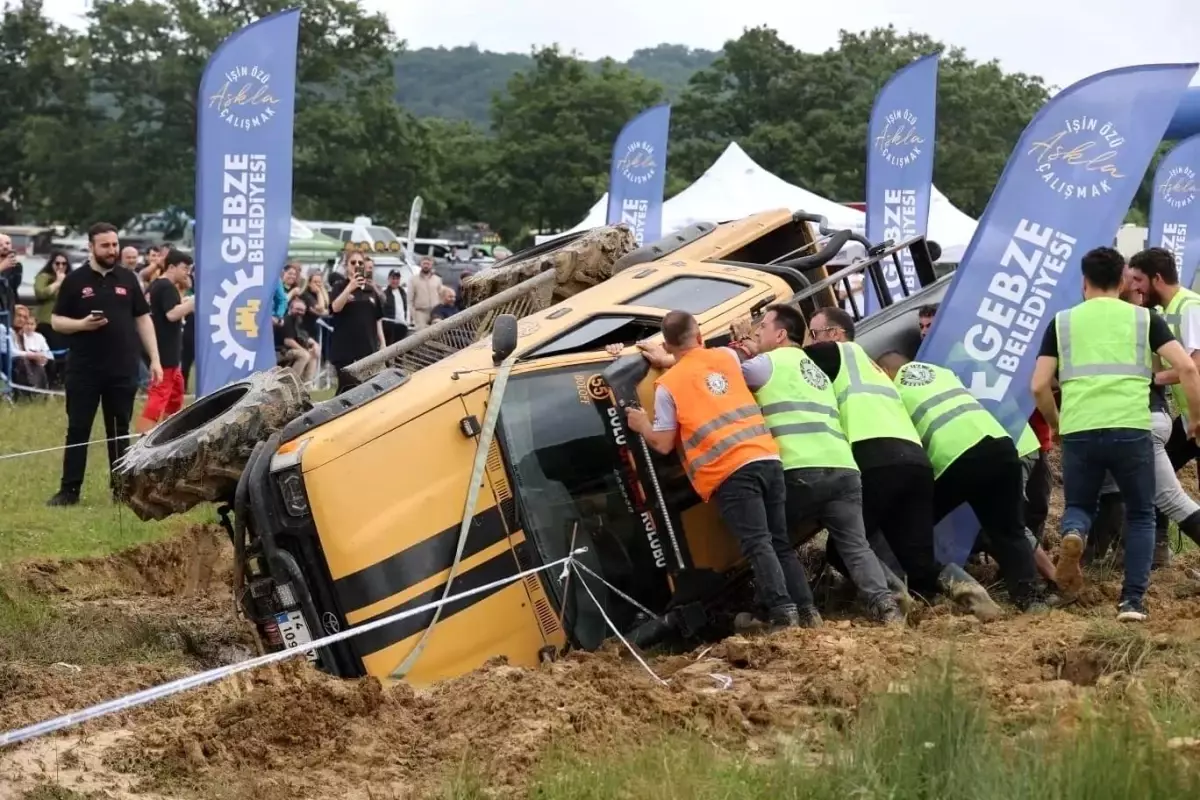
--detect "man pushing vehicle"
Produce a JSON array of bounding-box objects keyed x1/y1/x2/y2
[
  {"x1": 623, "y1": 310, "x2": 821, "y2": 631},
  {"x1": 629, "y1": 306, "x2": 904, "y2": 626}
]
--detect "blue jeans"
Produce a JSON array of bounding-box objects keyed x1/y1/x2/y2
[{"x1": 1061, "y1": 428, "x2": 1155, "y2": 603}]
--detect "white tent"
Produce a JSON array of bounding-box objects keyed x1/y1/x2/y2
[
  {"x1": 540, "y1": 142, "x2": 978, "y2": 262},
  {"x1": 928, "y1": 186, "x2": 978, "y2": 263}
]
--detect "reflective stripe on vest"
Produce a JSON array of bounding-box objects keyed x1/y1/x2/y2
[
  {"x1": 893, "y1": 362, "x2": 1009, "y2": 478},
  {"x1": 1055, "y1": 298, "x2": 1153, "y2": 436},
  {"x1": 1057, "y1": 307, "x2": 1151, "y2": 381},
  {"x1": 829, "y1": 342, "x2": 923, "y2": 446},
  {"x1": 753, "y1": 348, "x2": 857, "y2": 471},
  {"x1": 655, "y1": 347, "x2": 779, "y2": 501},
  {"x1": 1163, "y1": 288, "x2": 1200, "y2": 420}
]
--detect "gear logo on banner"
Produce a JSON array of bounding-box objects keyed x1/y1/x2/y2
[
  {"x1": 207, "y1": 64, "x2": 281, "y2": 131},
  {"x1": 899, "y1": 363, "x2": 936, "y2": 387},
  {"x1": 873, "y1": 108, "x2": 927, "y2": 168},
  {"x1": 1159, "y1": 164, "x2": 1198, "y2": 210},
  {"x1": 617, "y1": 141, "x2": 658, "y2": 185},
  {"x1": 1028, "y1": 116, "x2": 1126, "y2": 200},
  {"x1": 209, "y1": 265, "x2": 265, "y2": 370}
]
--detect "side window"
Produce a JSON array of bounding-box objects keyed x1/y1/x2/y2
[
  {"x1": 624, "y1": 277, "x2": 749, "y2": 314},
  {"x1": 527, "y1": 315, "x2": 663, "y2": 359}
]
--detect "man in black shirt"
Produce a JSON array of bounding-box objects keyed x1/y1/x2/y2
[
  {"x1": 48, "y1": 222, "x2": 162, "y2": 506},
  {"x1": 805, "y1": 307, "x2": 979, "y2": 610},
  {"x1": 137, "y1": 250, "x2": 193, "y2": 434},
  {"x1": 279, "y1": 296, "x2": 319, "y2": 383},
  {"x1": 329, "y1": 257, "x2": 384, "y2": 395}
]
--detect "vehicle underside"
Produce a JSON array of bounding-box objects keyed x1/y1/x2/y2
[{"x1": 116, "y1": 210, "x2": 951, "y2": 684}]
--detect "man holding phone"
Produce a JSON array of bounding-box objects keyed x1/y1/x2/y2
[
  {"x1": 328, "y1": 253, "x2": 384, "y2": 395},
  {"x1": 47, "y1": 222, "x2": 163, "y2": 507}
]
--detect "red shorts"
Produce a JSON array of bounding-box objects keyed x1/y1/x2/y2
[{"x1": 142, "y1": 366, "x2": 186, "y2": 424}]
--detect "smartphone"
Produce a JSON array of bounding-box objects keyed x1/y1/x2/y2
[{"x1": 89, "y1": 310, "x2": 106, "y2": 319}]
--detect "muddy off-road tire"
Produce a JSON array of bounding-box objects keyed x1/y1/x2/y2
[
  {"x1": 114, "y1": 368, "x2": 307, "y2": 522},
  {"x1": 460, "y1": 226, "x2": 638, "y2": 307}
]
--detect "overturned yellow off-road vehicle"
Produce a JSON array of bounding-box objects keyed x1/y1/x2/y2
[{"x1": 115, "y1": 210, "x2": 948, "y2": 686}]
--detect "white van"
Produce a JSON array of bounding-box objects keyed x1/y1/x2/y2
[{"x1": 302, "y1": 217, "x2": 406, "y2": 256}]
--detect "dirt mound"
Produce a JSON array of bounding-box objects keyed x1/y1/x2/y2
[{"x1": 18, "y1": 524, "x2": 231, "y2": 600}]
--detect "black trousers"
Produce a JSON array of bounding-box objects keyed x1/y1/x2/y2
[
  {"x1": 333, "y1": 363, "x2": 361, "y2": 396},
  {"x1": 60, "y1": 372, "x2": 137, "y2": 495},
  {"x1": 712, "y1": 459, "x2": 814, "y2": 613},
  {"x1": 1166, "y1": 414, "x2": 1200, "y2": 478},
  {"x1": 934, "y1": 436, "x2": 1040, "y2": 606},
  {"x1": 1024, "y1": 449, "x2": 1052, "y2": 544},
  {"x1": 861, "y1": 463, "x2": 942, "y2": 597},
  {"x1": 383, "y1": 321, "x2": 408, "y2": 347},
  {"x1": 181, "y1": 327, "x2": 195, "y2": 390}
]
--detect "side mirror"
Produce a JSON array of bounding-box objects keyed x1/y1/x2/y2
[{"x1": 492, "y1": 314, "x2": 519, "y2": 365}]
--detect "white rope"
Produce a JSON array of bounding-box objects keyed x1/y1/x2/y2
[
  {"x1": 0, "y1": 433, "x2": 141, "y2": 461},
  {"x1": 571, "y1": 559, "x2": 661, "y2": 621},
  {"x1": 567, "y1": 561, "x2": 732, "y2": 693},
  {"x1": 2, "y1": 381, "x2": 66, "y2": 397},
  {"x1": 569, "y1": 561, "x2": 667, "y2": 686},
  {"x1": 0, "y1": 548, "x2": 588, "y2": 750}
]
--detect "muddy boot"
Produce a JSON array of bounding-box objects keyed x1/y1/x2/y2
[
  {"x1": 1055, "y1": 531, "x2": 1086, "y2": 599},
  {"x1": 937, "y1": 563, "x2": 1003, "y2": 622},
  {"x1": 880, "y1": 562, "x2": 916, "y2": 615},
  {"x1": 1153, "y1": 512, "x2": 1174, "y2": 570},
  {"x1": 733, "y1": 612, "x2": 767, "y2": 634},
  {"x1": 869, "y1": 598, "x2": 906, "y2": 628},
  {"x1": 797, "y1": 605, "x2": 823, "y2": 629},
  {"x1": 1178, "y1": 509, "x2": 1200, "y2": 551},
  {"x1": 767, "y1": 604, "x2": 800, "y2": 633}
]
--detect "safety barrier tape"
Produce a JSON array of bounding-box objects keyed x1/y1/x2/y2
[
  {"x1": 0, "y1": 548, "x2": 588, "y2": 750},
  {"x1": 0, "y1": 433, "x2": 141, "y2": 461}
]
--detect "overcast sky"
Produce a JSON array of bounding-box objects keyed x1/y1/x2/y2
[{"x1": 43, "y1": 0, "x2": 1200, "y2": 89}]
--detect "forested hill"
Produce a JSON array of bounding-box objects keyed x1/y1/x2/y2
[{"x1": 394, "y1": 44, "x2": 720, "y2": 125}]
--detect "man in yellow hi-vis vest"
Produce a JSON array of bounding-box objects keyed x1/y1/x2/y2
[
  {"x1": 1124, "y1": 247, "x2": 1200, "y2": 562},
  {"x1": 1033, "y1": 247, "x2": 1200, "y2": 623}
]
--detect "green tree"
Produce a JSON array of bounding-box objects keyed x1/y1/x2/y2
[
  {"x1": 420, "y1": 118, "x2": 495, "y2": 231},
  {"x1": 13, "y1": 0, "x2": 434, "y2": 228},
  {"x1": 487, "y1": 47, "x2": 665, "y2": 237},
  {"x1": 671, "y1": 26, "x2": 1050, "y2": 217},
  {"x1": 0, "y1": 0, "x2": 93, "y2": 223}
]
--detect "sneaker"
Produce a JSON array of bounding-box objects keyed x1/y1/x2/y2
[
  {"x1": 796, "y1": 605, "x2": 823, "y2": 629},
  {"x1": 1117, "y1": 599, "x2": 1148, "y2": 623},
  {"x1": 46, "y1": 490, "x2": 80, "y2": 507},
  {"x1": 1055, "y1": 532, "x2": 1086, "y2": 598}
]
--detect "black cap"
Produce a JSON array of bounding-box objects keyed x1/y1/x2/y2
[{"x1": 388, "y1": 269, "x2": 402, "y2": 278}]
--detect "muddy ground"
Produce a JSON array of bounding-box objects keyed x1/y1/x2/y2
[{"x1": 2, "y1": 482, "x2": 1200, "y2": 800}]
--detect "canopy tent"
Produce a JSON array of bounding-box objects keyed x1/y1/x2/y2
[
  {"x1": 928, "y1": 186, "x2": 978, "y2": 263},
  {"x1": 539, "y1": 142, "x2": 978, "y2": 262}
]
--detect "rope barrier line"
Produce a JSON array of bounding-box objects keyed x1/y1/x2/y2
[
  {"x1": 569, "y1": 561, "x2": 668, "y2": 686},
  {"x1": 0, "y1": 433, "x2": 141, "y2": 462},
  {"x1": 0, "y1": 548, "x2": 589, "y2": 750}
]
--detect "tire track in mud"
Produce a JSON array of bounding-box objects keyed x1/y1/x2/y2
[{"x1": 2, "y1": 527, "x2": 1200, "y2": 799}]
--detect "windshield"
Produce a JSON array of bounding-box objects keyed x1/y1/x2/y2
[
  {"x1": 367, "y1": 226, "x2": 399, "y2": 244},
  {"x1": 498, "y1": 366, "x2": 672, "y2": 644}
]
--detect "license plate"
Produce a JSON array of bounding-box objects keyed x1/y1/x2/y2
[{"x1": 275, "y1": 610, "x2": 318, "y2": 661}]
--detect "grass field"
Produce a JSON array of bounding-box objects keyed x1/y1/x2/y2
[
  {"x1": 2, "y1": 394, "x2": 1200, "y2": 799},
  {"x1": 0, "y1": 397, "x2": 203, "y2": 564}
]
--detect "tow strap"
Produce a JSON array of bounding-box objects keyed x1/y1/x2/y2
[{"x1": 391, "y1": 353, "x2": 519, "y2": 678}]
